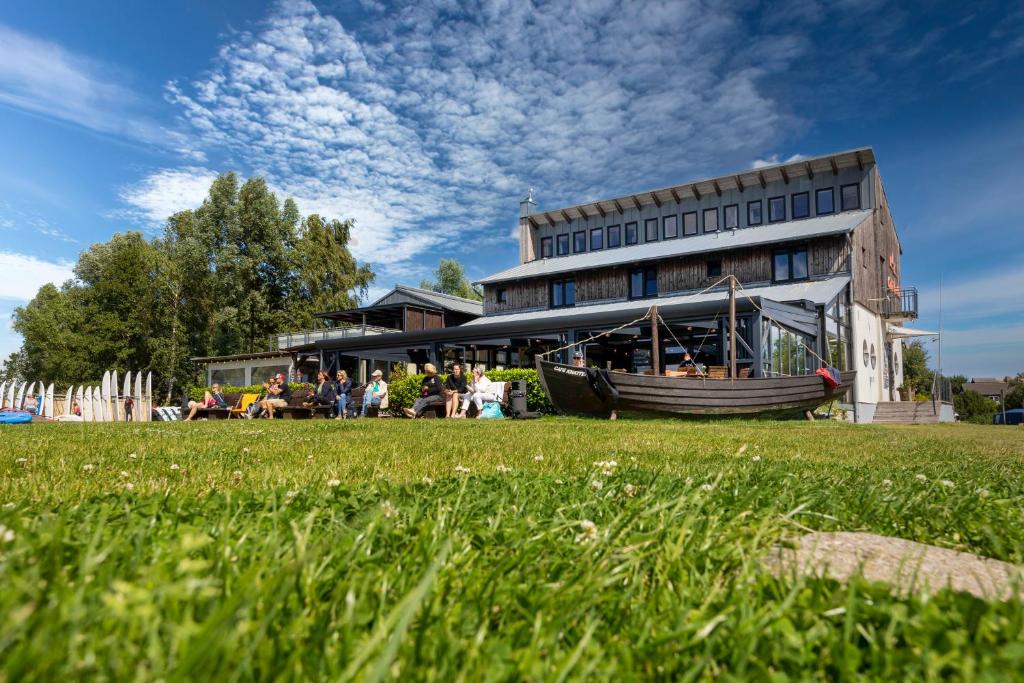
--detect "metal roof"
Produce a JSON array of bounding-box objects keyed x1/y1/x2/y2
[
  {"x1": 374, "y1": 284, "x2": 483, "y2": 316},
  {"x1": 522, "y1": 147, "x2": 875, "y2": 229},
  {"x1": 477, "y1": 210, "x2": 871, "y2": 285},
  {"x1": 464, "y1": 276, "x2": 850, "y2": 328}
]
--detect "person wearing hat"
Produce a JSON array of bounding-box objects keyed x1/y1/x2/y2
[
  {"x1": 260, "y1": 373, "x2": 292, "y2": 418},
  {"x1": 572, "y1": 351, "x2": 585, "y2": 368},
  {"x1": 361, "y1": 369, "x2": 388, "y2": 417},
  {"x1": 404, "y1": 363, "x2": 445, "y2": 418}
]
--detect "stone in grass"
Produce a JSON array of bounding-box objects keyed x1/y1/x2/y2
[{"x1": 764, "y1": 532, "x2": 1024, "y2": 602}]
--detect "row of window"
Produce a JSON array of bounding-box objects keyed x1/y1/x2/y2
[
  {"x1": 538, "y1": 184, "x2": 860, "y2": 259},
  {"x1": 497, "y1": 248, "x2": 811, "y2": 309}
]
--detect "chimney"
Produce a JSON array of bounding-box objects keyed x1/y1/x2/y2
[
  {"x1": 518, "y1": 188, "x2": 537, "y2": 264},
  {"x1": 519, "y1": 188, "x2": 536, "y2": 218}
]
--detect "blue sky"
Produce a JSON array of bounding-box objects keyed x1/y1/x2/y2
[{"x1": 1, "y1": 0, "x2": 1022, "y2": 378}]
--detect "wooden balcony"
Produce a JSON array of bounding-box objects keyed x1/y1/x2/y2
[{"x1": 880, "y1": 287, "x2": 918, "y2": 321}]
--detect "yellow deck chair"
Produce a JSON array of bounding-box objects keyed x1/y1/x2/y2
[{"x1": 230, "y1": 393, "x2": 260, "y2": 419}]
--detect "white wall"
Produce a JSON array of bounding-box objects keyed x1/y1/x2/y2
[{"x1": 851, "y1": 303, "x2": 885, "y2": 405}]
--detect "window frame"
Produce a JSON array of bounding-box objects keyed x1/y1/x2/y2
[
  {"x1": 768, "y1": 195, "x2": 786, "y2": 223},
  {"x1": 747, "y1": 200, "x2": 763, "y2": 226},
  {"x1": 662, "y1": 214, "x2": 678, "y2": 240},
  {"x1": 682, "y1": 211, "x2": 698, "y2": 236},
  {"x1": 540, "y1": 236, "x2": 553, "y2": 259},
  {"x1": 723, "y1": 203, "x2": 739, "y2": 230},
  {"x1": 706, "y1": 259, "x2": 722, "y2": 278},
  {"x1": 624, "y1": 221, "x2": 638, "y2": 246},
  {"x1": 572, "y1": 230, "x2": 586, "y2": 254},
  {"x1": 815, "y1": 187, "x2": 835, "y2": 215},
  {"x1": 702, "y1": 207, "x2": 719, "y2": 233},
  {"x1": 629, "y1": 266, "x2": 658, "y2": 300},
  {"x1": 549, "y1": 278, "x2": 576, "y2": 308},
  {"x1": 772, "y1": 246, "x2": 809, "y2": 283},
  {"x1": 589, "y1": 227, "x2": 604, "y2": 251},
  {"x1": 556, "y1": 233, "x2": 569, "y2": 256},
  {"x1": 495, "y1": 287, "x2": 508, "y2": 305},
  {"x1": 791, "y1": 191, "x2": 810, "y2": 219},
  {"x1": 644, "y1": 217, "x2": 659, "y2": 242},
  {"x1": 840, "y1": 183, "x2": 860, "y2": 211},
  {"x1": 606, "y1": 224, "x2": 621, "y2": 249}
]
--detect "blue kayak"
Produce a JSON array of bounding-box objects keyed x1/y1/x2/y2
[{"x1": 0, "y1": 411, "x2": 32, "y2": 424}]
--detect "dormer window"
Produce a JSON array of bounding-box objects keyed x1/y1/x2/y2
[
  {"x1": 724, "y1": 204, "x2": 739, "y2": 230},
  {"x1": 791, "y1": 192, "x2": 810, "y2": 219},
  {"x1": 540, "y1": 236, "x2": 553, "y2": 258},
  {"x1": 573, "y1": 231, "x2": 586, "y2": 253},
  {"x1": 556, "y1": 233, "x2": 569, "y2": 256}
]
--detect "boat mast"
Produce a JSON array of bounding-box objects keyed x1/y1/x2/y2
[
  {"x1": 729, "y1": 275, "x2": 737, "y2": 380},
  {"x1": 650, "y1": 304, "x2": 660, "y2": 375}
]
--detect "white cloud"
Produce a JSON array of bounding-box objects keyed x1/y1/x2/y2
[
  {"x1": 751, "y1": 154, "x2": 808, "y2": 169},
  {"x1": 0, "y1": 251, "x2": 75, "y2": 302},
  {"x1": 117, "y1": 167, "x2": 220, "y2": 225},
  {"x1": 0, "y1": 23, "x2": 164, "y2": 144}
]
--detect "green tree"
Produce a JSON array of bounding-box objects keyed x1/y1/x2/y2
[
  {"x1": 420, "y1": 258, "x2": 482, "y2": 301},
  {"x1": 901, "y1": 340, "x2": 934, "y2": 397},
  {"x1": 1005, "y1": 375, "x2": 1024, "y2": 410},
  {"x1": 954, "y1": 390, "x2": 999, "y2": 424},
  {"x1": 947, "y1": 374, "x2": 967, "y2": 395}
]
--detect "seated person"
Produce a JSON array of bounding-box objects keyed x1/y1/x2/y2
[
  {"x1": 304, "y1": 370, "x2": 337, "y2": 409},
  {"x1": 72, "y1": 400, "x2": 81, "y2": 417},
  {"x1": 260, "y1": 374, "x2": 291, "y2": 418},
  {"x1": 361, "y1": 370, "x2": 388, "y2": 416},
  {"x1": 23, "y1": 393, "x2": 39, "y2": 414},
  {"x1": 404, "y1": 363, "x2": 445, "y2": 418},
  {"x1": 572, "y1": 351, "x2": 585, "y2": 368},
  {"x1": 334, "y1": 369, "x2": 353, "y2": 419},
  {"x1": 443, "y1": 363, "x2": 468, "y2": 417},
  {"x1": 454, "y1": 367, "x2": 497, "y2": 418},
  {"x1": 185, "y1": 383, "x2": 227, "y2": 420}
]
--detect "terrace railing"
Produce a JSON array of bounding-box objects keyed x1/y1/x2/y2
[
  {"x1": 270, "y1": 325, "x2": 399, "y2": 351},
  {"x1": 880, "y1": 287, "x2": 918, "y2": 321}
]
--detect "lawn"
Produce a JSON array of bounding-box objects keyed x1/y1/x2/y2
[{"x1": 1, "y1": 418, "x2": 1023, "y2": 680}]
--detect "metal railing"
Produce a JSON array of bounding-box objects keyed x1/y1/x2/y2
[
  {"x1": 931, "y1": 373, "x2": 952, "y2": 413},
  {"x1": 270, "y1": 325, "x2": 399, "y2": 351},
  {"x1": 880, "y1": 287, "x2": 918, "y2": 320}
]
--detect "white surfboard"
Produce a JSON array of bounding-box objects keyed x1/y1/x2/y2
[
  {"x1": 16, "y1": 382, "x2": 27, "y2": 410},
  {"x1": 35, "y1": 381, "x2": 45, "y2": 415},
  {"x1": 75, "y1": 386, "x2": 84, "y2": 419},
  {"x1": 45, "y1": 383, "x2": 54, "y2": 418},
  {"x1": 134, "y1": 373, "x2": 142, "y2": 422},
  {"x1": 5, "y1": 381, "x2": 15, "y2": 409},
  {"x1": 111, "y1": 371, "x2": 119, "y2": 422},
  {"x1": 94, "y1": 386, "x2": 104, "y2": 422},
  {"x1": 0, "y1": 381, "x2": 7, "y2": 409},
  {"x1": 63, "y1": 386, "x2": 73, "y2": 417},
  {"x1": 81, "y1": 387, "x2": 92, "y2": 421},
  {"x1": 102, "y1": 371, "x2": 111, "y2": 422},
  {"x1": 144, "y1": 372, "x2": 152, "y2": 422}
]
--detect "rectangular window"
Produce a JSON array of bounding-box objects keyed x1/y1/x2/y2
[
  {"x1": 841, "y1": 183, "x2": 860, "y2": 210},
  {"x1": 625, "y1": 222, "x2": 638, "y2": 245},
  {"x1": 607, "y1": 224, "x2": 621, "y2": 248},
  {"x1": 540, "y1": 236, "x2": 553, "y2": 258},
  {"x1": 773, "y1": 247, "x2": 809, "y2": 283},
  {"x1": 496, "y1": 288, "x2": 507, "y2": 304},
  {"x1": 768, "y1": 196, "x2": 786, "y2": 223},
  {"x1": 590, "y1": 228, "x2": 604, "y2": 251},
  {"x1": 629, "y1": 267, "x2": 658, "y2": 299},
  {"x1": 662, "y1": 215, "x2": 678, "y2": 239},
  {"x1": 724, "y1": 204, "x2": 739, "y2": 230},
  {"x1": 644, "y1": 218, "x2": 658, "y2": 242},
  {"x1": 550, "y1": 279, "x2": 575, "y2": 308},
  {"x1": 791, "y1": 191, "x2": 809, "y2": 219},
  {"x1": 703, "y1": 207, "x2": 719, "y2": 233},
  {"x1": 707, "y1": 260, "x2": 722, "y2": 278},
  {"x1": 683, "y1": 211, "x2": 698, "y2": 236},
  {"x1": 747, "y1": 200, "x2": 763, "y2": 226},
  {"x1": 573, "y1": 230, "x2": 586, "y2": 253},
  {"x1": 815, "y1": 187, "x2": 834, "y2": 215},
  {"x1": 556, "y1": 233, "x2": 569, "y2": 256}
]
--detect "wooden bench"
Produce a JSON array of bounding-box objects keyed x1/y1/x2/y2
[
  {"x1": 276, "y1": 389, "x2": 333, "y2": 419},
  {"x1": 190, "y1": 392, "x2": 238, "y2": 420}
]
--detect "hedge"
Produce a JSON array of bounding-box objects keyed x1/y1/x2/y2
[{"x1": 385, "y1": 368, "x2": 553, "y2": 415}]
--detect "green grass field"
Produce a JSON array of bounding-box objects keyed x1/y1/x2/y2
[{"x1": 2, "y1": 418, "x2": 1023, "y2": 680}]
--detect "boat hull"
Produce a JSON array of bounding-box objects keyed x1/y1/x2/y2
[{"x1": 536, "y1": 359, "x2": 855, "y2": 419}]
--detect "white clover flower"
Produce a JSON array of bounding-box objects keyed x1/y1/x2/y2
[
  {"x1": 232, "y1": 470, "x2": 243, "y2": 481},
  {"x1": 554, "y1": 478, "x2": 564, "y2": 485},
  {"x1": 170, "y1": 463, "x2": 180, "y2": 471},
  {"x1": 533, "y1": 454, "x2": 544, "y2": 462},
  {"x1": 940, "y1": 479, "x2": 955, "y2": 489},
  {"x1": 751, "y1": 455, "x2": 761, "y2": 463},
  {"x1": 1, "y1": 502, "x2": 14, "y2": 510},
  {"x1": 914, "y1": 474, "x2": 928, "y2": 482},
  {"x1": 977, "y1": 488, "x2": 990, "y2": 498},
  {"x1": 242, "y1": 447, "x2": 250, "y2": 455},
  {"x1": 496, "y1": 464, "x2": 512, "y2": 474},
  {"x1": 454, "y1": 465, "x2": 471, "y2": 474},
  {"x1": 590, "y1": 479, "x2": 603, "y2": 491},
  {"x1": 124, "y1": 482, "x2": 135, "y2": 491},
  {"x1": 421, "y1": 476, "x2": 434, "y2": 485},
  {"x1": 15, "y1": 458, "x2": 26, "y2": 465},
  {"x1": 326, "y1": 478, "x2": 341, "y2": 488},
  {"x1": 381, "y1": 500, "x2": 397, "y2": 518},
  {"x1": 0, "y1": 525, "x2": 14, "y2": 543},
  {"x1": 623, "y1": 483, "x2": 638, "y2": 497},
  {"x1": 285, "y1": 490, "x2": 298, "y2": 501},
  {"x1": 575, "y1": 520, "x2": 598, "y2": 544},
  {"x1": 119, "y1": 470, "x2": 130, "y2": 478},
  {"x1": 128, "y1": 453, "x2": 137, "y2": 460},
  {"x1": 82, "y1": 464, "x2": 94, "y2": 472},
  {"x1": 700, "y1": 483, "x2": 715, "y2": 492},
  {"x1": 881, "y1": 479, "x2": 893, "y2": 487}
]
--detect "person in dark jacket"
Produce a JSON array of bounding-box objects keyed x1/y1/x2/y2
[
  {"x1": 333, "y1": 369, "x2": 353, "y2": 419},
  {"x1": 304, "y1": 371, "x2": 337, "y2": 409},
  {"x1": 404, "y1": 363, "x2": 445, "y2": 418},
  {"x1": 443, "y1": 363, "x2": 468, "y2": 417}
]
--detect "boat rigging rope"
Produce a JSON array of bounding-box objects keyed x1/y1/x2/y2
[
  {"x1": 732, "y1": 279, "x2": 832, "y2": 370},
  {"x1": 538, "y1": 307, "x2": 656, "y2": 359}
]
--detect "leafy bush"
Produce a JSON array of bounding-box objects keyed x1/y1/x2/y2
[
  {"x1": 189, "y1": 383, "x2": 313, "y2": 402},
  {"x1": 385, "y1": 369, "x2": 553, "y2": 414},
  {"x1": 954, "y1": 389, "x2": 999, "y2": 424}
]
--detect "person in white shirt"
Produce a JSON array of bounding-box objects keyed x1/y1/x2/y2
[{"x1": 454, "y1": 367, "x2": 497, "y2": 418}]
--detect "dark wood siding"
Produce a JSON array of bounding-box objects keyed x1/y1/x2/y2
[
  {"x1": 484, "y1": 280, "x2": 548, "y2": 314},
  {"x1": 425, "y1": 310, "x2": 443, "y2": 330},
  {"x1": 851, "y1": 167, "x2": 899, "y2": 312},
  {"x1": 577, "y1": 268, "x2": 628, "y2": 303},
  {"x1": 809, "y1": 236, "x2": 850, "y2": 277},
  {"x1": 659, "y1": 247, "x2": 773, "y2": 293}
]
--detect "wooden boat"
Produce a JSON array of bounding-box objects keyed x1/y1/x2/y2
[{"x1": 535, "y1": 275, "x2": 854, "y2": 419}]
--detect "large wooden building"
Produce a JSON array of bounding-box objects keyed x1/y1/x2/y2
[{"x1": 307, "y1": 148, "x2": 941, "y2": 422}]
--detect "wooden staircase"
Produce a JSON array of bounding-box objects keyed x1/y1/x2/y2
[{"x1": 872, "y1": 401, "x2": 939, "y2": 424}]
